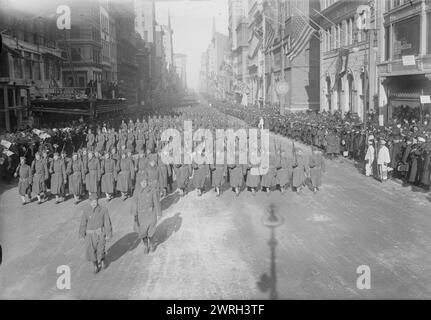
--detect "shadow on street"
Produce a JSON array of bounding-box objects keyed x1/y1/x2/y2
[
  {"x1": 152, "y1": 212, "x2": 182, "y2": 252},
  {"x1": 105, "y1": 232, "x2": 140, "y2": 269}
]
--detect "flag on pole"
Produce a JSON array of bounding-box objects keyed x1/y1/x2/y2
[
  {"x1": 264, "y1": 20, "x2": 276, "y2": 52},
  {"x1": 286, "y1": 15, "x2": 317, "y2": 61},
  {"x1": 332, "y1": 48, "x2": 350, "y2": 90}
]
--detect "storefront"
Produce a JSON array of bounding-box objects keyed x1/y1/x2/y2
[{"x1": 383, "y1": 74, "x2": 431, "y2": 122}]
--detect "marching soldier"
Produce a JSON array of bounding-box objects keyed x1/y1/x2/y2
[
  {"x1": 67, "y1": 153, "x2": 85, "y2": 204},
  {"x1": 131, "y1": 176, "x2": 161, "y2": 254},
  {"x1": 50, "y1": 152, "x2": 67, "y2": 203},
  {"x1": 86, "y1": 151, "x2": 101, "y2": 197},
  {"x1": 116, "y1": 150, "x2": 135, "y2": 200},
  {"x1": 31, "y1": 152, "x2": 48, "y2": 204},
  {"x1": 308, "y1": 147, "x2": 326, "y2": 193},
  {"x1": 79, "y1": 193, "x2": 112, "y2": 274},
  {"x1": 101, "y1": 152, "x2": 117, "y2": 201},
  {"x1": 15, "y1": 156, "x2": 32, "y2": 205}
]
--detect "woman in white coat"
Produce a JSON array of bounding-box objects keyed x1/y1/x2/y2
[
  {"x1": 377, "y1": 139, "x2": 391, "y2": 182},
  {"x1": 364, "y1": 140, "x2": 375, "y2": 177}
]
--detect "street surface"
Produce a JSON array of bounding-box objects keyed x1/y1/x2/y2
[{"x1": 1, "y1": 113, "x2": 431, "y2": 299}]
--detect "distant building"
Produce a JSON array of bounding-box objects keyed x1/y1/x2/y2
[
  {"x1": 113, "y1": 0, "x2": 138, "y2": 105},
  {"x1": 174, "y1": 53, "x2": 187, "y2": 88},
  {"x1": 134, "y1": 0, "x2": 156, "y2": 44},
  {"x1": 0, "y1": 1, "x2": 63, "y2": 130},
  {"x1": 317, "y1": 0, "x2": 373, "y2": 120},
  {"x1": 161, "y1": 13, "x2": 174, "y2": 69},
  {"x1": 377, "y1": 0, "x2": 431, "y2": 123}
]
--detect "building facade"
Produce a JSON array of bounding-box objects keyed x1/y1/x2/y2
[
  {"x1": 317, "y1": 0, "x2": 375, "y2": 120},
  {"x1": 377, "y1": 0, "x2": 431, "y2": 123},
  {"x1": 0, "y1": 2, "x2": 63, "y2": 130},
  {"x1": 174, "y1": 53, "x2": 187, "y2": 89}
]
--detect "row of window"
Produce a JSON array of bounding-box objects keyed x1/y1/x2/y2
[
  {"x1": 70, "y1": 46, "x2": 101, "y2": 64},
  {"x1": 8, "y1": 52, "x2": 61, "y2": 81},
  {"x1": 320, "y1": 0, "x2": 340, "y2": 11},
  {"x1": 384, "y1": 13, "x2": 431, "y2": 60},
  {"x1": 321, "y1": 17, "x2": 368, "y2": 52}
]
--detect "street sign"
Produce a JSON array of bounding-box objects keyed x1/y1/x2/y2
[
  {"x1": 276, "y1": 81, "x2": 289, "y2": 95},
  {"x1": 420, "y1": 95, "x2": 431, "y2": 104},
  {"x1": 402, "y1": 55, "x2": 416, "y2": 66}
]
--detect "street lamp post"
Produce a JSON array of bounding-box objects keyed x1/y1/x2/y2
[{"x1": 261, "y1": 203, "x2": 284, "y2": 300}]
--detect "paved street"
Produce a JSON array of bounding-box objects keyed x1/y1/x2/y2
[{"x1": 2, "y1": 126, "x2": 431, "y2": 300}]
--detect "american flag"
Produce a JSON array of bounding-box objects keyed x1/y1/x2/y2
[
  {"x1": 286, "y1": 15, "x2": 317, "y2": 61},
  {"x1": 264, "y1": 20, "x2": 276, "y2": 53}
]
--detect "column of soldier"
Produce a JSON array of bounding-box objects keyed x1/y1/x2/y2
[
  {"x1": 210, "y1": 97, "x2": 431, "y2": 188},
  {"x1": 12, "y1": 104, "x2": 332, "y2": 209}
]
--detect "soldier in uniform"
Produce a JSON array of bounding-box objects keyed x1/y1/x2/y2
[
  {"x1": 67, "y1": 153, "x2": 85, "y2": 204},
  {"x1": 15, "y1": 156, "x2": 32, "y2": 205},
  {"x1": 210, "y1": 151, "x2": 227, "y2": 197},
  {"x1": 86, "y1": 151, "x2": 101, "y2": 197},
  {"x1": 276, "y1": 149, "x2": 292, "y2": 194},
  {"x1": 292, "y1": 148, "x2": 308, "y2": 194},
  {"x1": 86, "y1": 128, "x2": 95, "y2": 152},
  {"x1": 131, "y1": 176, "x2": 161, "y2": 253},
  {"x1": 31, "y1": 152, "x2": 48, "y2": 204},
  {"x1": 116, "y1": 150, "x2": 135, "y2": 200},
  {"x1": 308, "y1": 147, "x2": 326, "y2": 193},
  {"x1": 49, "y1": 152, "x2": 67, "y2": 203},
  {"x1": 246, "y1": 150, "x2": 260, "y2": 195},
  {"x1": 192, "y1": 152, "x2": 209, "y2": 196},
  {"x1": 101, "y1": 152, "x2": 117, "y2": 201},
  {"x1": 79, "y1": 193, "x2": 112, "y2": 274}
]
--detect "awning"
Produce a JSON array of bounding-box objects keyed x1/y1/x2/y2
[
  {"x1": 390, "y1": 99, "x2": 421, "y2": 108},
  {"x1": 3, "y1": 43, "x2": 20, "y2": 57},
  {"x1": 42, "y1": 52, "x2": 66, "y2": 61}
]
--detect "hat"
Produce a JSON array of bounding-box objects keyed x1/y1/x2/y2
[{"x1": 89, "y1": 193, "x2": 98, "y2": 201}]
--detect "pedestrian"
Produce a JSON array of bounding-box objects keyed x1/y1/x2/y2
[
  {"x1": 364, "y1": 139, "x2": 375, "y2": 177},
  {"x1": 377, "y1": 139, "x2": 391, "y2": 182},
  {"x1": 15, "y1": 156, "x2": 32, "y2": 205},
  {"x1": 131, "y1": 176, "x2": 160, "y2": 254},
  {"x1": 79, "y1": 193, "x2": 113, "y2": 274}
]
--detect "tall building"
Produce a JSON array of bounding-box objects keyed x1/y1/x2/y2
[
  {"x1": 174, "y1": 53, "x2": 187, "y2": 89},
  {"x1": 134, "y1": 0, "x2": 156, "y2": 44},
  {"x1": 0, "y1": 0, "x2": 63, "y2": 130},
  {"x1": 59, "y1": 0, "x2": 104, "y2": 88},
  {"x1": 247, "y1": 0, "x2": 265, "y2": 106},
  {"x1": 228, "y1": 0, "x2": 249, "y2": 103},
  {"x1": 283, "y1": 0, "x2": 320, "y2": 111},
  {"x1": 161, "y1": 14, "x2": 174, "y2": 70},
  {"x1": 113, "y1": 0, "x2": 138, "y2": 105},
  {"x1": 377, "y1": 0, "x2": 431, "y2": 123},
  {"x1": 317, "y1": 0, "x2": 374, "y2": 119}
]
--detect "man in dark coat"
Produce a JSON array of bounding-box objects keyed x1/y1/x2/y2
[
  {"x1": 15, "y1": 156, "x2": 32, "y2": 205},
  {"x1": 79, "y1": 193, "x2": 112, "y2": 273},
  {"x1": 131, "y1": 176, "x2": 161, "y2": 254}
]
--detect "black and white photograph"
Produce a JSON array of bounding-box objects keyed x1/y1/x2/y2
[{"x1": 1, "y1": 0, "x2": 431, "y2": 303}]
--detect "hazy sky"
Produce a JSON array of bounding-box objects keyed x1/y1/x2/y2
[
  {"x1": 155, "y1": 0, "x2": 229, "y2": 90},
  {"x1": 7, "y1": 0, "x2": 229, "y2": 90}
]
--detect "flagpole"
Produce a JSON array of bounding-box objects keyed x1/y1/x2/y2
[
  {"x1": 262, "y1": 7, "x2": 267, "y2": 108},
  {"x1": 280, "y1": 0, "x2": 285, "y2": 116}
]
